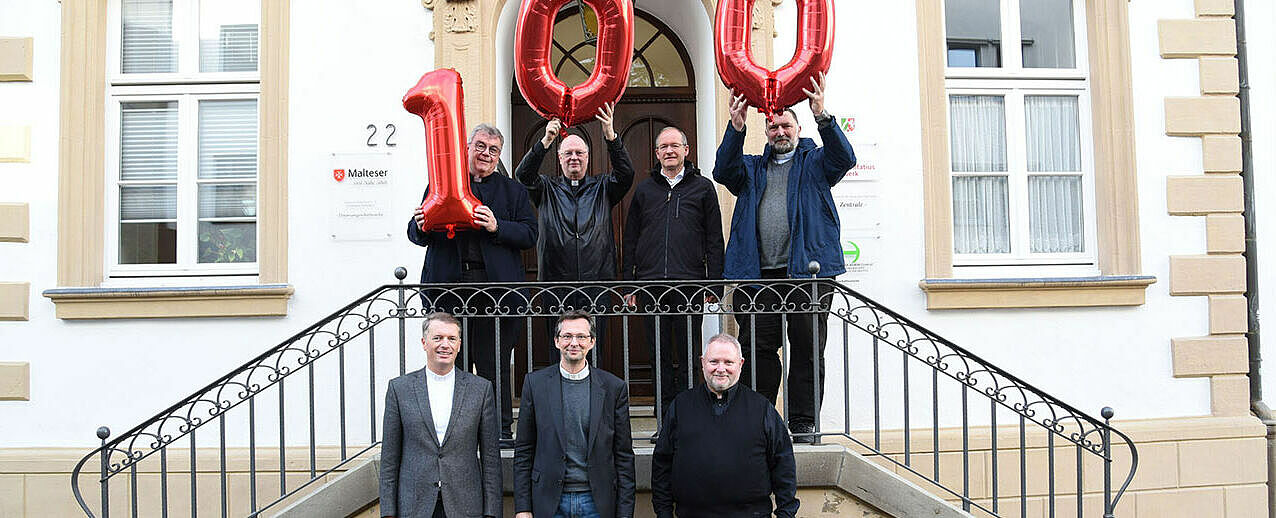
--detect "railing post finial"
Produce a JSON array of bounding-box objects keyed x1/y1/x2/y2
[
  {"x1": 97, "y1": 426, "x2": 111, "y2": 518},
  {"x1": 807, "y1": 260, "x2": 821, "y2": 278},
  {"x1": 394, "y1": 267, "x2": 408, "y2": 283}
]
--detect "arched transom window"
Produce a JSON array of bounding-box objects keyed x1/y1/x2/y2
[{"x1": 551, "y1": 6, "x2": 692, "y2": 88}]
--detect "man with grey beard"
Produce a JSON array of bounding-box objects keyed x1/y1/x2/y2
[
  {"x1": 711, "y1": 73, "x2": 856, "y2": 443},
  {"x1": 650, "y1": 334, "x2": 798, "y2": 518}
]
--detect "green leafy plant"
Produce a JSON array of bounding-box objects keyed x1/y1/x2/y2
[{"x1": 199, "y1": 224, "x2": 257, "y2": 263}]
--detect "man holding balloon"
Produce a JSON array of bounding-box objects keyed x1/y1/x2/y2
[
  {"x1": 407, "y1": 121, "x2": 538, "y2": 442},
  {"x1": 515, "y1": 103, "x2": 635, "y2": 349},
  {"x1": 712, "y1": 72, "x2": 856, "y2": 444}
]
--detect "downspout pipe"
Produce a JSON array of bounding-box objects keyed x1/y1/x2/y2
[{"x1": 1232, "y1": 1, "x2": 1275, "y2": 517}]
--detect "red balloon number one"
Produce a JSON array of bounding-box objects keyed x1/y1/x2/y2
[
  {"x1": 403, "y1": 69, "x2": 483, "y2": 239},
  {"x1": 515, "y1": 0, "x2": 635, "y2": 127},
  {"x1": 715, "y1": 0, "x2": 835, "y2": 117}
]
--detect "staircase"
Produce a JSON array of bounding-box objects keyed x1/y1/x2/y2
[{"x1": 71, "y1": 267, "x2": 1137, "y2": 517}]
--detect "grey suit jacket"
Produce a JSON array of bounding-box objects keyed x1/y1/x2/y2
[
  {"x1": 380, "y1": 368, "x2": 501, "y2": 518},
  {"x1": 513, "y1": 365, "x2": 635, "y2": 518}
]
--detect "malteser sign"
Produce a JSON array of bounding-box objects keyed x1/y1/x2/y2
[{"x1": 329, "y1": 153, "x2": 395, "y2": 241}]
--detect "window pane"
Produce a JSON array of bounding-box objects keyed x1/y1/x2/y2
[
  {"x1": 1025, "y1": 95, "x2": 1081, "y2": 172},
  {"x1": 641, "y1": 35, "x2": 688, "y2": 87},
  {"x1": 199, "y1": 221, "x2": 256, "y2": 263},
  {"x1": 199, "y1": 0, "x2": 260, "y2": 72},
  {"x1": 953, "y1": 176, "x2": 1011, "y2": 254},
  {"x1": 122, "y1": 0, "x2": 176, "y2": 73},
  {"x1": 1029, "y1": 175, "x2": 1084, "y2": 252},
  {"x1": 199, "y1": 99, "x2": 258, "y2": 179},
  {"x1": 945, "y1": 0, "x2": 1001, "y2": 67},
  {"x1": 120, "y1": 222, "x2": 177, "y2": 264},
  {"x1": 121, "y1": 185, "x2": 177, "y2": 220},
  {"x1": 949, "y1": 95, "x2": 1007, "y2": 172},
  {"x1": 556, "y1": 46, "x2": 595, "y2": 87},
  {"x1": 121, "y1": 101, "x2": 178, "y2": 181},
  {"x1": 1020, "y1": 0, "x2": 1076, "y2": 68},
  {"x1": 199, "y1": 184, "x2": 256, "y2": 218},
  {"x1": 628, "y1": 57, "x2": 652, "y2": 87}
]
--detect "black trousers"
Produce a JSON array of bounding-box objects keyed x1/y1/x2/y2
[
  {"x1": 542, "y1": 285, "x2": 610, "y2": 365},
  {"x1": 639, "y1": 287, "x2": 703, "y2": 418},
  {"x1": 431, "y1": 268, "x2": 520, "y2": 437},
  {"x1": 735, "y1": 268, "x2": 830, "y2": 426}
]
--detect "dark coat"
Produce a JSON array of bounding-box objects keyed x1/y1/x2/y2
[
  {"x1": 379, "y1": 368, "x2": 502, "y2": 518},
  {"x1": 515, "y1": 138, "x2": 635, "y2": 281},
  {"x1": 621, "y1": 162, "x2": 724, "y2": 281},
  {"x1": 711, "y1": 119, "x2": 856, "y2": 279},
  {"x1": 406, "y1": 171, "x2": 537, "y2": 283},
  {"x1": 513, "y1": 366, "x2": 636, "y2": 518}
]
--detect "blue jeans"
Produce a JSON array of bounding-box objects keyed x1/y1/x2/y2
[{"x1": 553, "y1": 491, "x2": 601, "y2": 518}]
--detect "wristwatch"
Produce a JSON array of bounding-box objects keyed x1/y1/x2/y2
[{"x1": 814, "y1": 110, "x2": 835, "y2": 125}]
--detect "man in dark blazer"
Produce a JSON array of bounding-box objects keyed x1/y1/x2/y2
[
  {"x1": 380, "y1": 312, "x2": 501, "y2": 518},
  {"x1": 514, "y1": 311, "x2": 635, "y2": 518},
  {"x1": 407, "y1": 123, "x2": 538, "y2": 440}
]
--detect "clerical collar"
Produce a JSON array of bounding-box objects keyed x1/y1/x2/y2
[
  {"x1": 705, "y1": 382, "x2": 738, "y2": 401},
  {"x1": 427, "y1": 367, "x2": 455, "y2": 382},
  {"x1": 560, "y1": 363, "x2": 590, "y2": 381},
  {"x1": 772, "y1": 150, "x2": 796, "y2": 164},
  {"x1": 471, "y1": 173, "x2": 488, "y2": 183}
]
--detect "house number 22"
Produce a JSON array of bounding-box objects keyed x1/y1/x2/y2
[{"x1": 366, "y1": 123, "x2": 397, "y2": 147}]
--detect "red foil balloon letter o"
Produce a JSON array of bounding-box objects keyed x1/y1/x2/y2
[
  {"x1": 715, "y1": 0, "x2": 835, "y2": 117},
  {"x1": 403, "y1": 69, "x2": 482, "y2": 239},
  {"x1": 516, "y1": 0, "x2": 635, "y2": 127}
]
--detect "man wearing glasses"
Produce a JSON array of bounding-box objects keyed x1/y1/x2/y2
[
  {"x1": 408, "y1": 123, "x2": 538, "y2": 441},
  {"x1": 514, "y1": 311, "x2": 635, "y2": 518},
  {"x1": 622, "y1": 126, "x2": 724, "y2": 421},
  {"x1": 515, "y1": 104, "x2": 635, "y2": 349}
]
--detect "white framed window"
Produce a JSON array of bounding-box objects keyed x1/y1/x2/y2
[
  {"x1": 944, "y1": 0, "x2": 1098, "y2": 276},
  {"x1": 106, "y1": 0, "x2": 260, "y2": 280}
]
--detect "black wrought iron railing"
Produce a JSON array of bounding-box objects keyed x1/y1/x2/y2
[{"x1": 71, "y1": 265, "x2": 1136, "y2": 517}]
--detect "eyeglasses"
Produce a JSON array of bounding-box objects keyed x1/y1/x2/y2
[
  {"x1": 655, "y1": 143, "x2": 685, "y2": 152},
  {"x1": 470, "y1": 141, "x2": 502, "y2": 157},
  {"x1": 556, "y1": 333, "x2": 594, "y2": 343},
  {"x1": 559, "y1": 150, "x2": 587, "y2": 158}
]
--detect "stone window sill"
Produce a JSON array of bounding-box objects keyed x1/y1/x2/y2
[
  {"x1": 43, "y1": 284, "x2": 293, "y2": 319},
  {"x1": 918, "y1": 276, "x2": 1157, "y2": 310}
]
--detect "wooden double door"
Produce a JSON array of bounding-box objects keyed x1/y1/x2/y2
[{"x1": 510, "y1": 87, "x2": 698, "y2": 398}]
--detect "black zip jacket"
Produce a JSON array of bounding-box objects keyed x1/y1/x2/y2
[
  {"x1": 622, "y1": 163, "x2": 724, "y2": 281},
  {"x1": 515, "y1": 138, "x2": 636, "y2": 281}
]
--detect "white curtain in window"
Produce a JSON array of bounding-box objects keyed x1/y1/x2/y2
[
  {"x1": 949, "y1": 95, "x2": 1007, "y2": 172},
  {"x1": 953, "y1": 176, "x2": 1010, "y2": 254},
  {"x1": 1025, "y1": 95, "x2": 1081, "y2": 172},
  {"x1": 1029, "y1": 175, "x2": 1084, "y2": 253},
  {"x1": 122, "y1": 0, "x2": 176, "y2": 74}
]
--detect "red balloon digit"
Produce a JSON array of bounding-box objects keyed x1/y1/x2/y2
[
  {"x1": 715, "y1": 0, "x2": 835, "y2": 117},
  {"x1": 515, "y1": 0, "x2": 635, "y2": 127},
  {"x1": 403, "y1": 69, "x2": 483, "y2": 239}
]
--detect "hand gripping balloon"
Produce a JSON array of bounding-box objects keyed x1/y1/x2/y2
[
  {"x1": 403, "y1": 69, "x2": 483, "y2": 239},
  {"x1": 515, "y1": 0, "x2": 634, "y2": 127},
  {"x1": 715, "y1": 0, "x2": 835, "y2": 117}
]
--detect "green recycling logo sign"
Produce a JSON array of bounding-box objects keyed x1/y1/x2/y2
[{"x1": 843, "y1": 240, "x2": 861, "y2": 264}]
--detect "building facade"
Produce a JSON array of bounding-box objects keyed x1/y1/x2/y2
[{"x1": 1, "y1": 0, "x2": 1274, "y2": 516}]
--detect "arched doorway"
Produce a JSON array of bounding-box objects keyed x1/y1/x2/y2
[{"x1": 511, "y1": 6, "x2": 697, "y2": 399}]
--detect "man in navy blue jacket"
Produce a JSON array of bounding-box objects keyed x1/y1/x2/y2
[
  {"x1": 408, "y1": 122, "x2": 538, "y2": 440},
  {"x1": 712, "y1": 73, "x2": 855, "y2": 442}
]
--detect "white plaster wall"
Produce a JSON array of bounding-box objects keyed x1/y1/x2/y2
[
  {"x1": 1249, "y1": 0, "x2": 1276, "y2": 406},
  {"x1": 0, "y1": 0, "x2": 1248, "y2": 448}
]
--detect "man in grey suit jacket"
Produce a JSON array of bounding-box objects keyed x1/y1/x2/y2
[
  {"x1": 514, "y1": 311, "x2": 635, "y2": 518},
  {"x1": 381, "y1": 312, "x2": 501, "y2": 518}
]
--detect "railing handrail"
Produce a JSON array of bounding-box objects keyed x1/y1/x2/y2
[{"x1": 71, "y1": 274, "x2": 1138, "y2": 517}]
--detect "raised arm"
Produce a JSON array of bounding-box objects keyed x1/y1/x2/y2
[{"x1": 711, "y1": 92, "x2": 751, "y2": 195}]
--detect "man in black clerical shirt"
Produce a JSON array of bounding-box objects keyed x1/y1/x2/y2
[{"x1": 651, "y1": 334, "x2": 798, "y2": 518}]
